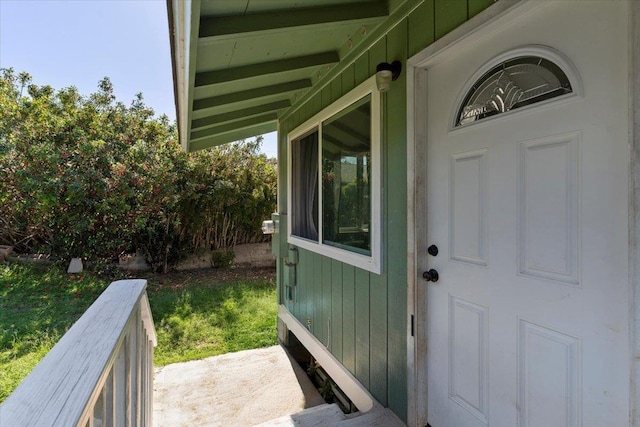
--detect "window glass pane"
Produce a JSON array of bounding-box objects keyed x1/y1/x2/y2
[
  {"x1": 322, "y1": 95, "x2": 371, "y2": 255},
  {"x1": 457, "y1": 56, "x2": 572, "y2": 126},
  {"x1": 291, "y1": 131, "x2": 319, "y2": 241}
]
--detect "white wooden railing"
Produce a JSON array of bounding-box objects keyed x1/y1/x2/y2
[{"x1": 0, "y1": 279, "x2": 157, "y2": 427}]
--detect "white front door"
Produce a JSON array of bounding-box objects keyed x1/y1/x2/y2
[{"x1": 424, "y1": 2, "x2": 630, "y2": 426}]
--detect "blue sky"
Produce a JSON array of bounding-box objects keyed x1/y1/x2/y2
[{"x1": 0, "y1": 0, "x2": 277, "y2": 157}]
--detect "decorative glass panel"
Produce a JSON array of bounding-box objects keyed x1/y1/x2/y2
[
  {"x1": 456, "y1": 56, "x2": 572, "y2": 126},
  {"x1": 322, "y1": 95, "x2": 371, "y2": 255}
]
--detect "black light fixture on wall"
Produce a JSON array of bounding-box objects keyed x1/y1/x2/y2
[{"x1": 375, "y1": 61, "x2": 402, "y2": 92}]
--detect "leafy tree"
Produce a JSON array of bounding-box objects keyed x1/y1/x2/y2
[{"x1": 0, "y1": 68, "x2": 276, "y2": 272}]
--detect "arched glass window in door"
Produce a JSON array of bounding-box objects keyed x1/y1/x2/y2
[{"x1": 456, "y1": 56, "x2": 573, "y2": 127}]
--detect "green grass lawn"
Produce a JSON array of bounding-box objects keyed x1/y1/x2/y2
[{"x1": 0, "y1": 262, "x2": 277, "y2": 403}]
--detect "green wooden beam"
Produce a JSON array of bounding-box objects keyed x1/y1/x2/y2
[
  {"x1": 199, "y1": 2, "x2": 388, "y2": 39},
  {"x1": 281, "y1": 0, "x2": 424, "y2": 121},
  {"x1": 193, "y1": 79, "x2": 311, "y2": 110},
  {"x1": 188, "y1": 122, "x2": 278, "y2": 152},
  {"x1": 191, "y1": 100, "x2": 290, "y2": 130},
  {"x1": 194, "y1": 52, "x2": 339, "y2": 86},
  {"x1": 190, "y1": 113, "x2": 277, "y2": 140}
]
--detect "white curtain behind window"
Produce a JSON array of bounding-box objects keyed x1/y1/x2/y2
[{"x1": 292, "y1": 132, "x2": 318, "y2": 240}]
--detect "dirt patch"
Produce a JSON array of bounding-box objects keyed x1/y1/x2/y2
[{"x1": 141, "y1": 266, "x2": 276, "y2": 289}]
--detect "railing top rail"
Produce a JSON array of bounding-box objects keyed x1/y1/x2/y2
[{"x1": 0, "y1": 279, "x2": 150, "y2": 426}]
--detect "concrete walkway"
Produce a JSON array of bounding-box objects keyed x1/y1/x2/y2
[{"x1": 153, "y1": 345, "x2": 405, "y2": 427}]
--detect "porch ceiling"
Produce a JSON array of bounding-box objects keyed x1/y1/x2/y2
[{"x1": 168, "y1": 0, "x2": 396, "y2": 152}]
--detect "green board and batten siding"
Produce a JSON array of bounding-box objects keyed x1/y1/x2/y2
[{"x1": 276, "y1": 0, "x2": 494, "y2": 421}]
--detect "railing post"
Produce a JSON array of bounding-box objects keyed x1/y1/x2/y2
[
  {"x1": 105, "y1": 369, "x2": 114, "y2": 426},
  {"x1": 115, "y1": 343, "x2": 127, "y2": 426},
  {"x1": 0, "y1": 280, "x2": 157, "y2": 426},
  {"x1": 136, "y1": 309, "x2": 143, "y2": 427}
]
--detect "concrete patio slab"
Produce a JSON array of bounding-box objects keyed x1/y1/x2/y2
[
  {"x1": 153, "y1": 345, "x2": 325, "y2": 427},
  {"x1": 253, "y1": 403, "x2": 406, "y2": 427},
  {"x1": 153, "y1": 344, "x2": 406, "y2": 427}
]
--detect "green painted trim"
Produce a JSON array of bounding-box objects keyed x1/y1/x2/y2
[
  {"x1": 199, "y1": 2, "x2": 388, "y2": 38},
  {"x1": 321, "y1": 256, "x2": 333, "y2": 346},
  {"x1": 330, "y1": 76, "x2": 342, "y2": 105},
  {"x1": 354, "y1": 52, "x2": 370, "y2": 86},
  {"x1": 468, "y1": 0, "x2": 495, "y2": 18},
  {"x1": 330, "y1": 259, "x2": 344, "y2": 361},
  {"x1": 188, "y1": 122, "x2": 276, "y2": 151},
  {"x1": 280, "y1": 0, "x2": 425, "y2": 121},
  {"x1": 384, "y1": 20, "x2": 409, "y2": 421},
  {"x1": 434, "y1": 0, "x2": 468, "y2": 39},
  {"x1": 354, "y1": 268, "x2": 370, "y2": 389},
  {"x1": 320, "y1": 84, "x2": 331, "y2": 110},
  {"x1": 195, "y1": 52, "x2": 339, "y2": 86},
  {"x1": 190, "y1": 113, "x2": 277, "y2": 139},
  {"x1": 342, "y1": 265, "x2": 356, "y2": 374},
  {"x1": 297, "y1": 249, "x2": 307, "y2": 323},
  {"x1": 313, "y1": 253, "x2": 323, "y2": 342},
  {"x1": 189, "y1": 124, "x2": 276, "y2": 151},
  {"x1": 369, "y1": 272, "x2": 388, "y2": 406},
  {"x1": 308, "y1": 91, "x2": 322, "y2": 124},
  {"x1": 342, "y1": 63, "x2": 356, "y2": 94},
  {"x1": 191, "y1": 100, "x2": 290, "y2": 129},
  {"x1": 408, "y1": 0, "x2": 435, "y2": 58},
  {"x1": 184, "y1": 0, "x2": 202, "y2": 153},
  {"x1": 368, "y1": 38, "x2": 386, "y2": 76},
  {"x1": 194, "y1": 79, "x2": 311, "y2": 110}
]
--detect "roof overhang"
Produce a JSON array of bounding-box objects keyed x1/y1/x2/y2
[{"x1": 167, "y1": 0, "x2": 402, "y2": 152}]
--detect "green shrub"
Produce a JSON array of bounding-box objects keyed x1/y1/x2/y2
[
  {"x1": 211, "y1": 249, "x2": 235, "y2": 268},
  {"x1": 0, "y1": 68, "x2": 277, "y2": 271}
]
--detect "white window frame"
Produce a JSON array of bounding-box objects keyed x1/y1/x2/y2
[{"x1": 287, "y1": 75, "x2": 382, "y2": 274}]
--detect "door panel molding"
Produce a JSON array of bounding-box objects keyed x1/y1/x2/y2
[
  {"x1": 406, "y1": 1, "x2": 639, "y2": 426},
  {"x1": 449, "y1": 296, "x2": 489, "y2": 423},
  {"x1": 449, "y1": 149, "x2": 488, "y2": 267},
  {"x1": 407, "y1": 2, "x2": 539, "y2": 426},
  {"x1": 517, "y1": 319, "x2": 581, "y2": 427},
  {"x1": 518, "y1": 132, "x2": 580, "y2": 286}
]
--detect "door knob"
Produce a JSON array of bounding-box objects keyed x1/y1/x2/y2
[
  {"x1": 428, "y1": 245, "x2": 439, "y2": 256},
  {"x1": 422, "y1": 269, "x2": 439, "y2": 282}
]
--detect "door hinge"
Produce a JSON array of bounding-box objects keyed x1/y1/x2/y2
[{"x1": 411, "y1": 314, "x2": 415, "y2": 337}]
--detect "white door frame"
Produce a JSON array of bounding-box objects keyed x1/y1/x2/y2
[{"x1": 404, "y1": 1, "x2": 640, "y2": 426}]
